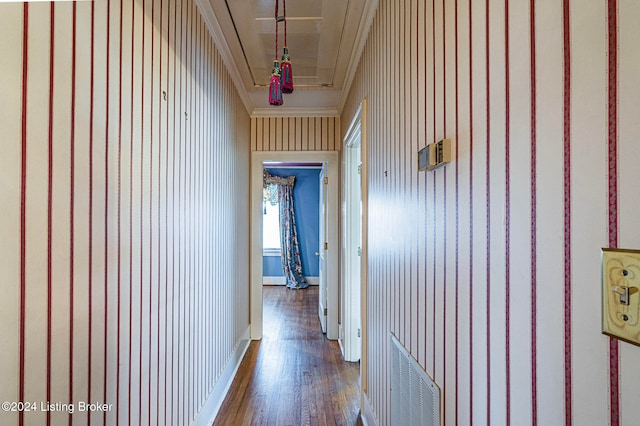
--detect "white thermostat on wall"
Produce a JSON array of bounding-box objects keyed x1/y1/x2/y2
[{"x1": 418, "y1": 138, "x2": 451, "y2": 171}]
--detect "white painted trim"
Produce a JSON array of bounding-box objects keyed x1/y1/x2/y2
[
  {"x1": 194, "y1": 326, "x2": 251, "y2": 426},
  {"x1": 344, "y1": 102, "x2": 364, "y2": 147},
  {"x1": 262, "y1": 248, "x2": 281, "y2": 257},
  {"x1": 337, "y1": 1, "x2": 380, "y2": 113},
  {"x1": 251, "y1": 151, "x2": 340, "y2": 340},
  {"x1": 360, "y1": 98, "x2": 369, "y2": 408},
  {"x1": 361, "y1": 392, "x2": 377, "y2": 426},
  {"x1": 195, "y1": 0, "x2": 253, "y2": 115},
  {"x1": 342, "y1": 120, "x2": 363, "y2": 362},
  {"x1": 251, "y1": 108, "x2": 340, "y2": 118}
]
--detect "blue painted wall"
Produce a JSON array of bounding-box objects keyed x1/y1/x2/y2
[{"x1": 262, "y1": 167, "x2": 320, "y2": 277}]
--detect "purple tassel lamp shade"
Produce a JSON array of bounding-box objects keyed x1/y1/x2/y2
[
  {"x1": 280, "y1": 47, "x2": 294, "y2": 94},
  {"x1": 268, "y1": 61, "x2": 283, "y2": 106}
]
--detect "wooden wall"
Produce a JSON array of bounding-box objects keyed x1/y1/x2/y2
[
  {"x1": 0, "y1": 0, "x2": 250, "y2": 424},
  {"x1": 251, "y1": 116, "x2": 341, "y2": 151},
  {"x1": 342, "y1": 0, "x2": 640, "y2": 424}
]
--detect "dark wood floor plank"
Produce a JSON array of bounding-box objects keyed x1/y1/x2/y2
[{"x1": 213, "y1": 286, "x2": 362, "y2": 426}]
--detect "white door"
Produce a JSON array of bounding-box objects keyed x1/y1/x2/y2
[
  {"x1": 344, "y1": 144, "x2": 362, "y2": 361},
  {"x1": 318, "y1": 164, "x2": 328, "y2": 333}
]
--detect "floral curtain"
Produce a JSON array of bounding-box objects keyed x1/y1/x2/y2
[{"x1": 264, "y1": 171, "x2": 308, "y2": 289}]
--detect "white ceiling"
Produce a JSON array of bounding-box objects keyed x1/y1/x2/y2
[{"x1": 198, "y1": 0, "x2": 378, "y2": 116}]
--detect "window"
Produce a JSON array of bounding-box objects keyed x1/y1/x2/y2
[{"x1": 263, "y1": 185, "x2": 281, "y2": 251}]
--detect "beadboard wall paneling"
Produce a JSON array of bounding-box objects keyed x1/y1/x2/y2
[
  {"x1": 0, "y1": 0, "x2": 250, "y2": 424},
  {"x1": 342, "y1": 0, "x2": 640, "y2": 424},
  {"x1": 251, "y1": 116, "x2": 341, "y2": 151}
]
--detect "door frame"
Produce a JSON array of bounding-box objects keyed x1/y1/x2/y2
[
  {"x1": 341, "y1": 120, "x2": 362, "y2": 362},
  {"x1": 342, "y1": 99, "x2": 368, "y2": 394},
  {"x1": 250, "y1": 150, "x2": 340, "y2": 340}
]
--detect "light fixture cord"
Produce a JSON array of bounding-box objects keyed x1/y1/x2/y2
[{"x1": 274, "y1": 0, "x2": 279, "y2": 60}]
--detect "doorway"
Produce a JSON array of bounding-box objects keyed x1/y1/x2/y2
[
  {"x1": 250, "y1": 151, "x2": 339, "y2": 341},
  {"x1": 261, "y1": 164, "x2": 322, "y2": 287}
]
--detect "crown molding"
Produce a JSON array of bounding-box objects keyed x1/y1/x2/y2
[
  {"x1": 251, "y1": 108, "x2": 339, "y2": 118},
  {"x1": 195, "y1": 0, "x2": 255, "y2": 116},
  {"x1": 337, "y1": 0, "x2": 379, "y2": 114}
]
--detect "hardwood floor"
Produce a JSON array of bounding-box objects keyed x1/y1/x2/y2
[{"x1": 213, "y1": 286, "x2": 362, "y2": 426}]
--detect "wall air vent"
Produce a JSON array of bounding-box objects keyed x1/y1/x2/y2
[{"x1": 390, "y1": 334, "x2": 441, "y2": 426}]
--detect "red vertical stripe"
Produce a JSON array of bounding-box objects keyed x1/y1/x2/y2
[
  {"x1": 454, "y1": 0, "x2": 460, "y2": 423},
  {"x1": 504, "y1": 0, "x2": 511, "y2": 424},
  {"x1": 139, "y1": 0, "x2": 146, "y2": 419},
  {"x1": 186, "y1": 3, "x2": 193, "y2": 418},
  {"x1": 562, "y1": 1, "x2": 573, "y2": 424},
  {"x1": 88, "y1": 4, "x2": 96, "y2": 423},
  {"x1": 415, "y1": 0, "x2": 421, "y2": 365},
  {"x1": 128, "y1": 0, "x2": 136, "y2": 421},
  {"x1": 432, "y1": 176, "x2": 437, "y2": 370},
  {"x1": 149, "y1": 0, "x2": 156, "y2": 421},
  {"x1": 467, "y1": 0, "x2": 474, "y2": 422},
  {"x1": 431, "y1": 0, "x2": 437, "y2": 375},
  {"x1": 402, "y1": 0, "x2": 407, "y2": 346},
  {"x1": 192, "y1": 11, "x2": 198, "y2": 414},
  {"x1": 320, "y1": 117, "x2": 323, "y2": 151},
  {"x1": 158, "y1": 0, "x2": 165, "y2": 421},
  {"x1": 104, "y1": 1, "x2": 111, "y2": 422},
  {"x1": 529, "y1": 0, "x2": 538, "y2": 424},
  {"x1": 116, "y1": 0, "x2": 124, "y2": 421},
  {"x1": 164, "y1": 1, "x2": 171, "y2": 420},
  {"x1": 423, "y1": 0, "x2": 429, "y2": 373},
  {"x1": 409, "y1": 0, "x2": 414, "y2": 357},
  {"x1": 69, "y1": 4, "x2": 77, "y2": 425},
  {"x1": 19, "y1": 6, "x2": 28, "y2": 426},
  {"x1": 432, "y1": 0, "x2": 436, "y2": 141},
  {"x1": 164, "y1": 0, "x2": 173, "y2": 421},
  {"x1": 170, "y1": 0, "x2": 178, "y2": 419},
  {"x1": 46, "y1": 4, "x2": 55, "y2": 425},
  {"x1": 178, "y1": 0, "x2": 184, "y2": 420},
  {"x1": 607, "y1": 1, "x2": 620, "y2": 425},
  {"x1": 485, "y1": 0, "x2": 491, "y2": 423},
  {"x1": 169, "y1": 1, "x2": 182, "y2": 421},
  {"x1": 442, "y1": 0, "x2": 448, "y2": 408}
]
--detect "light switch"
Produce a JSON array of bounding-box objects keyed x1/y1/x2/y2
[{"x1": 602, "y1": 248, "x2": 640, "y2": 346}]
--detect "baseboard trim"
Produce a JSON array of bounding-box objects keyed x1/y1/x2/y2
[
  {"x1": 361, "y1": 392, "x2": 377, "y2": 426},
  {"x1": 262, "y1": 276, "x2": 319, "y2": 285},
  {"x1": 194, "y1": 326, "x2": 251, "y2": 426}
]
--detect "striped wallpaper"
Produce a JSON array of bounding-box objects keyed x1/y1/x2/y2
[
  {"x1": 0, "y1": 0, "x2": 250, "y2": 425},
  {"x1": 342, "y1": 0, "x2": 640, "y2": 425},
  {"x1": 251, "y1": 116, "x2": 341, "y2": 151}
]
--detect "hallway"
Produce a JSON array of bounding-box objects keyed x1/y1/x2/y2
[{"x1": 213, "y1": 286, "x2": 361, "y2": 425}]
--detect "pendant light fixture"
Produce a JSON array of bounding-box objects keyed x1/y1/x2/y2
[
  {"x1": 268, "y1": 0, "x2": 293, "y2": 105},
  {"x1": 280, "y1": 0, "x2": 294, "y2": 94},
  {"x1": 268, "y1": 0, "x2": 283, "y2": 106}
]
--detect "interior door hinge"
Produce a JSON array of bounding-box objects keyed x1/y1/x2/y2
[
  {"x1": 324, "y1": 176, "x2": 328, "y2": 185},
  {"x1": 357, "y1": 328, "x2": 361, "y2": 337},
  {"x1": 357, "y1": 164, "x2": 362, "y2": 175},
  {"x1": 324, "y1": 242, "x2": 328, "y2": 250},
  {"x1": 323, "y1": 307, "x2": 327, "y2": 316},
  {"x1": 357, "y1": 247, "x2": 362, "y2": 256}
]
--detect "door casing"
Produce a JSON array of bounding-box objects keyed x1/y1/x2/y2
[{"x1": 250, "y1": 151, "x2": 340, "y2": 340}]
